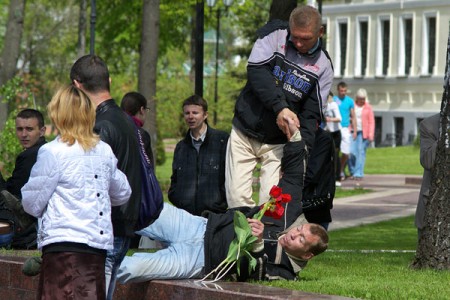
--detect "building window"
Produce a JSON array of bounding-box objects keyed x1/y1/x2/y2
[
  {"x1": 428, "y1": 17, "x2": 436, "y2": 74},
  {"x1": 394, "y1": 117, "x2": 404, "y2": 146},
  {"x1": 398, "y1": 15, "x2": 413, "y2": 76},
  {"x1": 355, "y1": 17, "x2": 368, "y2": 77},
  {"x1": 422, "y1": 13, "x2": 437, "y2": 75},
  {"x1": 382, "y1": 20, "x2": 390, "y2": 75},
  {"x1": 335, "y1": 19, "x2": 348, "y2": 77},
  {"x1": 376, "y1": 16, "x2": 390, "y2": 76},
  {"x1": 322, "y1": 20, "x2": 328, "y2": 51}
]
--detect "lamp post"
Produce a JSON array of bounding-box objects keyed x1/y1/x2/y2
[
  {"x1": 195, "y1": 0, "x2": 205, "y2": 96},
  {"x1": 206, "y1": 0, "x2": 233, "y2": 125},
  {"x1": 90, "y1": 0, "x2": 96, "y2": 55}
]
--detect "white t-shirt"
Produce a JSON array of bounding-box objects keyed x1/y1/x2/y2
[
  {"x1": 355, "y1": 105, "x2": 363, "y2": 131},
  {"x1": 325, "y1": 101, "x2": 342, "y2": 132}
]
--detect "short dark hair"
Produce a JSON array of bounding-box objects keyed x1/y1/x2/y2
[
  {"x1": 182, "y1": 95, "x2": 208, "y2": 112},
  {"x1": 70, "y1": 55, "x2": 110, "y2": 93},
  {"x1": 121, "y1": 92, "x2": 147, "y2": 116},
  {"x1": 16, "y1": 109, "x2": 45, "y2": 128},
  {"x1": 308, "y1": 223, "x2": 329, "y2": 256},
  {"x1": 337, "y1": 81, "x2": 347, "y2": 89}
]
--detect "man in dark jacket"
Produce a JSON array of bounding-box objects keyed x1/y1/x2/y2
[
  {"x1": 169, "y1": 95, "x2": 229, "y2": 216},
  {"x1": 2, "y1": 109, "x2": 47, "y2": 198},
  {"x1": 0, "y1": 109, "x2": 46, "y2": 249},
  {"x1": 117, "y1": 117, "x2": 329, "y2": 283},
  {"x1": 71, "y1": 55, "x2": 141, "y2": 300},
  {"x1": 226, "y1": 5, "x2": 334, "y2": 209}
]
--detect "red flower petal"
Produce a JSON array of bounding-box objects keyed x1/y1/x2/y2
[
  {"x1": 280, "y1": 193, "x2": 291, "y2": 203},
  {"x1": 269, "y1": 186, "x2": 282, "y2": 198},
  {"x1": 272, "y1": 203, "x2": 285, "y2": 219}
]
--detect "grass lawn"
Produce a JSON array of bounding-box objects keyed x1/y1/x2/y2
[
  {"x1": 260, "y1": 216, "x2": 450, "y2": 300},
  {"x1": 365, "y1": 145, "x2": 421, "y2": 175}
]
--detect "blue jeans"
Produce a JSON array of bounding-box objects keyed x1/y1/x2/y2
[
  {"x1": 117, "y1": 203, "x2": 207, "y2": 283},
  {"x1": 105, "y1": 236, "x2": 131, "y2": 300},
  {"x1": 348, "y1": 131, "x2": 370, "y2": 178}
]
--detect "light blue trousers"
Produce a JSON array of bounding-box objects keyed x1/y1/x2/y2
[
  {"x1": 117, "y1": 203, "x2": 207, "y2": 283},
  {"x1": 348, "y1": 131, "x2": 370, "y2": 178},
  {"x1": 106, "y1": 236, "x2": 131, "y2": 300}
]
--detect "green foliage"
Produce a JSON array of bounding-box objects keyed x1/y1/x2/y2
[
  {"x1": 0, "y1": 77, "x2": 41, "y2": 176},
  {"x1": 20, "y1": 0, "x2": 79, "y2": 106}
]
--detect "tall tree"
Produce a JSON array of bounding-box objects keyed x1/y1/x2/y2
[
  {"x1": 0, "y1": 0, "x2": 26, "y2": 131},
  {"x1": 412, "y1": 26, "x2": 450, "y2": 270},
  {"x1": 139, "y1": 0, "x2": 160, "y2": 159}
]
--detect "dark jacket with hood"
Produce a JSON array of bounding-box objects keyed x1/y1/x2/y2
[
  {"x1": 169, "y1": 126, "x2": 229, "y2": 216},
  {"x1": 95, "y1": 99, "x2": 142, "y2": 237}
]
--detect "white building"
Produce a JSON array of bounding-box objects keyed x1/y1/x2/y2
[{"x1": 322, "y1": 0, "x2": 449, "y2": 146}]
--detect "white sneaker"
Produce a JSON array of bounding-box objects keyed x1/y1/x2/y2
[{"x1": 335, "y1": 181, "x2": 342, "y2": 187}]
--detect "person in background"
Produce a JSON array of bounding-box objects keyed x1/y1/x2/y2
[
  {"x1": 415, "y1": 113, "x2": 440, "y2": 238},
  {"x1": 226, "y1": 5, "x2": 333, "y2": 209},
  {"x1": 1, "y1": 109, "x2": 46, "y2": 199},
  {"x1": 333, "y1": 81, "x2": 357, "y2": 181},
  {"x1": 323, "y1": 92, "x2": 342, "y2": 187},
  {"x1": 121, "y1": 91, "x2": 154, "y2": 164},
  {"x1": 0, "y1": 109, "x2": 47, "y2": 249},
  {"x1": 71, "y1": 54, "x2": 142, "y2": 300},
  {"x1": 22, "y1": 85, "x2": 131, "y2": 299},
  {"x1": 348, "y1": 88, "x2": 375, "y2": 185},
  {"x1": 168, "y1": 95, "x2": 229, "y2": 216}
]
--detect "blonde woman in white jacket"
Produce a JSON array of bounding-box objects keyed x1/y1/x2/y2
[{"x1": 22, "y1": 85, "x2": 131, "y2": 300}]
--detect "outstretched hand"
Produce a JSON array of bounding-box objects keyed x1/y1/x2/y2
[
  {"x1": 247, "y1": 218, "x2": 264, "y2": 242},
  {"x1": 276, "y1": 108, "x2": 300, "y2": 140},
  {"x1": 283, "y1": 115, "x2": 300, "y2": 138}
]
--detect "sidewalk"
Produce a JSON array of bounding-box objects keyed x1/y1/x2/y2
[{"x1": 329, "y1": 174, "x2": 421, "y2": 231}]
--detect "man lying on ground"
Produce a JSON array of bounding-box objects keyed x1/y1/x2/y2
[{"x1": 117, "y1": 117, "x2": 328, "y2": 282}]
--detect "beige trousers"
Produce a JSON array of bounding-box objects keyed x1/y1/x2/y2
[{"x1": 225, "y1": 126, "x2": 284, "y2": 208}]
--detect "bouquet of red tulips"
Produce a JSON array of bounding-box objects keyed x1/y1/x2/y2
[{"x1": 198, "y1": 185, "x2": 291, "y2": 283}]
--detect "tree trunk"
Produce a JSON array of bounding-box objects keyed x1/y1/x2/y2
[
  {"x1": 412, "y1": 25, "x2": 450, "y2": 270},
  {"x1": 138, "y1": 0, "x2": 160, "y2": 160},
  {"x1": 0, "y1": 0, "x2": 26, "y2": 131},
  {"x1": 77, "y1": 0, "x2": 87, "y2": 58}
]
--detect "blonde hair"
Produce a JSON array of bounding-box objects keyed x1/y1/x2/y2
[
  {"x1": 355, "y1": 88, "x2": 368, "y2": 100},
  {"x1": 47, "y1": 85, "x2": 99, "y2": 151}
]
